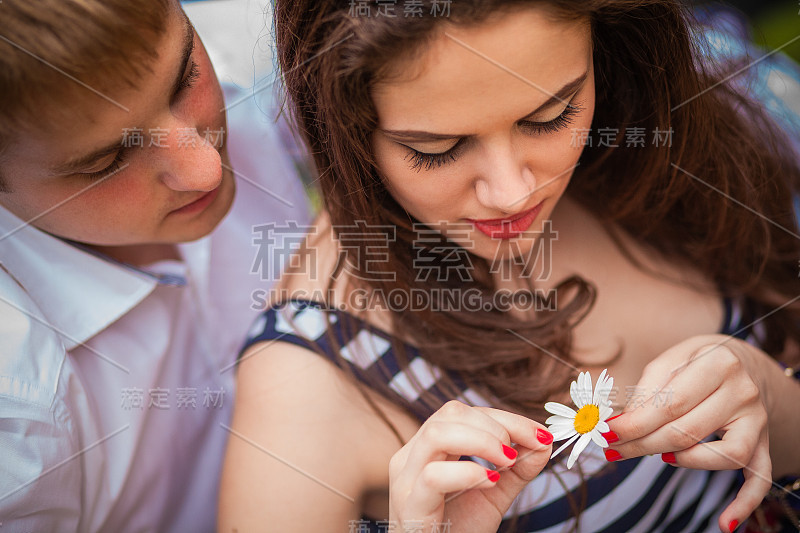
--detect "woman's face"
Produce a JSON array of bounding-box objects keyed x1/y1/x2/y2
[{"x1": 372, "y1": 6, "x2": 595, "y2": 262}]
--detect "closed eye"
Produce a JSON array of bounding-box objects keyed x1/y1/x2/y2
[
  {"x1": 404, "y1": 138, "x2": 468, "y2": 172},
  {"x1": 178, "y1": 61, "x2": 200, "y2": 92},
  {"x1": 403, "y1": 99, "x2": 584, "y2": 172},
  {"x1": 519, "y1": 101, "x2": 583, "y2": 135},
  {"x1": 81, "y1": 152, "x2": 127, "y2": 180}
]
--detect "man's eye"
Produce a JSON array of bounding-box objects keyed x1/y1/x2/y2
[
  {"x1": 81, "y1": 152, "x2": 127, "y2": 180},
  {"x1": 178, "y1": 61, "x2": 200, "y2": 91}
]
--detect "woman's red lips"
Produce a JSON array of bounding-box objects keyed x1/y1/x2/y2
[
  {"x1": 471, "y1": 206, "x2": 536, "y2": 224},
  {"x1": 467, "y1": 202, "x2": 544, "y2": 239}
]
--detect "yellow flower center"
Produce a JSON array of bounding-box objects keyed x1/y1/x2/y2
[{"x1": 573, "y1": 404, "x2": 600, "y2": 434}]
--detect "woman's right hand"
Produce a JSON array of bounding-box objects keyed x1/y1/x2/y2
[{"x1": 389, "y1": 400, "x2": 554, "y2": 532}]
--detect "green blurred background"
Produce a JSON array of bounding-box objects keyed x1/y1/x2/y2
[{"x1": 700, "y1": 1, "x2": 800, "y2": 62}]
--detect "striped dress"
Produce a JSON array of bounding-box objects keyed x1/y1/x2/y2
[{"x1": 239, "y1": 296, "x2": 758, "y2": 532}]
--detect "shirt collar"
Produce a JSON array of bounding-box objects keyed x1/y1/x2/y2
[{"x1": 0, "y1": 207, "x2": 160, "y2": 350}]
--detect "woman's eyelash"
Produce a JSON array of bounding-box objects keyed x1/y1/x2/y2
[
  {"x1": 178, "y1": 61, "x2": 200, "y2": 91},
  {"x1": 83, "y1": 152, "x2": 126, "y2": 180},
  {"x1": 404, "y1": 100, "x2": 584, "y2": 172},
  {"x1": 519, "y1": 101, "x2": 583, "y2": 135},
  {"x1": 405, "y1": 138, "x2": 467, "y2": 172}
]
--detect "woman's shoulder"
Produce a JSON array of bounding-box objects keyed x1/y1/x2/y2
[
  {"x1": 236, "y1": 205, "x2": 417, "y2": 441},
  {"x1": 220, "y1": 337, "x2": 375, "y2": 528},
  {"x1": 222, "y1": 310, "x2": 419, "y2": 528}
]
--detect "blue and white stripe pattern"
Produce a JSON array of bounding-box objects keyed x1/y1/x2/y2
[{"x1": 240, "y1": 296, "x2": 761, "y2": 532}]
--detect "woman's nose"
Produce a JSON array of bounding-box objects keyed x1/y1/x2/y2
[{"x1": 475, "y1": 161, "x2": 536, "y2": 215}]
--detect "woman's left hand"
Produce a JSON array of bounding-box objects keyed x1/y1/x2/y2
[{"x1": 604, "y1": 335, "x2": 783, "y2": 533}]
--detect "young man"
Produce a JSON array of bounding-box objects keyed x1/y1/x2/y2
[{"x1": 0, "y1": 0, "x2": 309, "y2": 530}]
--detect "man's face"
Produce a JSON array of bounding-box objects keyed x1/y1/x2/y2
[{"x1": 0, "y1": 2, "x2": 235, "y2": 246}]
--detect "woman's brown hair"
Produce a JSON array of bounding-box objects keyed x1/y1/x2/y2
[{"x1": 273, "y1": 0, "x2": 800, "y2": 525}]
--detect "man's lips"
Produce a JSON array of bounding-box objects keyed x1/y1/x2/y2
[
  {"x1": 170, "y1": 185, "x2": 220, "y2": 215},
  {"x1": 466, "y1": 201, "x2": 544, "y2": 239}
]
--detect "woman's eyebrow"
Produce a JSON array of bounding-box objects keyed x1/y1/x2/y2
[
  {"x1": 381, "y1": 71, "x2": 589, "y2": 142},
  {"x1": 517, "y1": 71, "x2": 588, "y2": 121}
]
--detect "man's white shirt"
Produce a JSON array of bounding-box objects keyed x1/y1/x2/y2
[{"x1": 0, "y1": 84, "x2": 311, "y2": 532}]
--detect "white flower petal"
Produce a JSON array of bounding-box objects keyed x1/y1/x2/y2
[
  {"x1": 594, "y1": 370, "x2": 614, "y2": 406},
  {"x1": 546, "y1": 418, "x2": 574, "y2": 429},
  {"x1": 595, "y1": 421, "x2": 610, "y2": 434},
  {"x1": 567, "y1": 433, "x2": 592, "y2": 469},
  {"x1": 579, "y1": 372, "x2": 593, "y2": 405},
  {"x1": 587, "y1": 373, "x2": 597, "y2": 405},
  {"x1": 544, "y1": 402, "x2": 577, "y2": 418},
  {"x1": 570, "y1": 379, "x2": 583, "y2": 408},
  {"x1": 590, "y1": 428, "x2": 609, "y2": 448},
  {"x1": 546, "y1": 415, "x2": 573, "y2": 426},
  {"x1": 546, "y1": 421, "x2": 575, "y2": 432},
  {"x1": 592, "y1": 369, "x2": 607, "y2": 405},
  {"x1": 605, "y1": 376, "x2": 614, "y2": 396},
  {"x1": 547, "y1": 423, "x2": 575, "y2": 431},
  {"x1": 551, "y1": 427, "x2": 577, "y2": 442},
  {"x1": 550, "y1": 433, "x2": 579, "y2": 460},
  {"x1": 599, "y1": 406, "x2": 614, "y2": 421}
]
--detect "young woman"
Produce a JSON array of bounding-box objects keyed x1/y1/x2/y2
[{"x1": 219, "y1": 1, "x2": 800, "y2": 531}]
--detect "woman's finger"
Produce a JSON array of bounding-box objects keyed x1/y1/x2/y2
[
  {"x1": 400, "y1": 419, "x2": 519, "y2": 479},
  {"x1": 468, "y1": 407, "x2": 554, "y2": 503},
  {"x1": 401, "y1": 460, "x2": 501, "y2": 520},
  {"x1": 611, "y1": 343, "x2": 725, "y2": 441},
  {"x1": 659, "y1": 414, "x2": 762, "y2": 471},
  {"x1": 719, "y1": 432, "x2": 772, "y2": 533},
  {"x1": 611, "y1": 389, "x2": 749, "y2": 459},
  {"x1": 473, "y1": 406, "x2": 555, "y2": 453},
  {"x1": 492, "y1": 443, "x2": 552, "y2": 505}
]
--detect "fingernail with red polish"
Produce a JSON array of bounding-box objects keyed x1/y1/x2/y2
[
  {"x1": 661, "y1": 452, "x2": 676, "y2": 465},
  {"x1": 728, "y1": 519, "x2": 738, "y2": 532},
  {"x1": 487, "y1": 469, "x2": 501, "y2": 483},
  {"x1": 537, "y1": 428, "x2": 553, "y2": 445},
  {"x1": 604, "y1": 449, "x2": 622, "y2": 462},
  {"x1": 607, "y1": 414, "x2": 622, "y2": 422},
  {"x1": 602, "y1": 431, "x2": 619, "y2": 444},
  {"x1": 502, "y1": 444, "x2": 518, "y2": 460}
]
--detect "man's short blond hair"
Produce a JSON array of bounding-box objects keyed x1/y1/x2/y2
[{"x1": 0, "y1": 0, "x2": 171, "y2": 152}]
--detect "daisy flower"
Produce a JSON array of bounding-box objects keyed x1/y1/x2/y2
[{"x1": 544, "y1": 369, "x2": 614, "y2": 469}]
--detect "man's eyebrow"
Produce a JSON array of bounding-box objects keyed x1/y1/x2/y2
[
  {"x1": 169, "y1": 14, "x2": 196, "y2": 97},
  {"x1": 381, "y1": 71, "x2": 589, "y2": 142},
  {"x1": 51, "y1": 17, "x2": 197, "y2": 176},
  {"x1": 52, "y1": 140, "x2": 125, "y2": 175}
]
